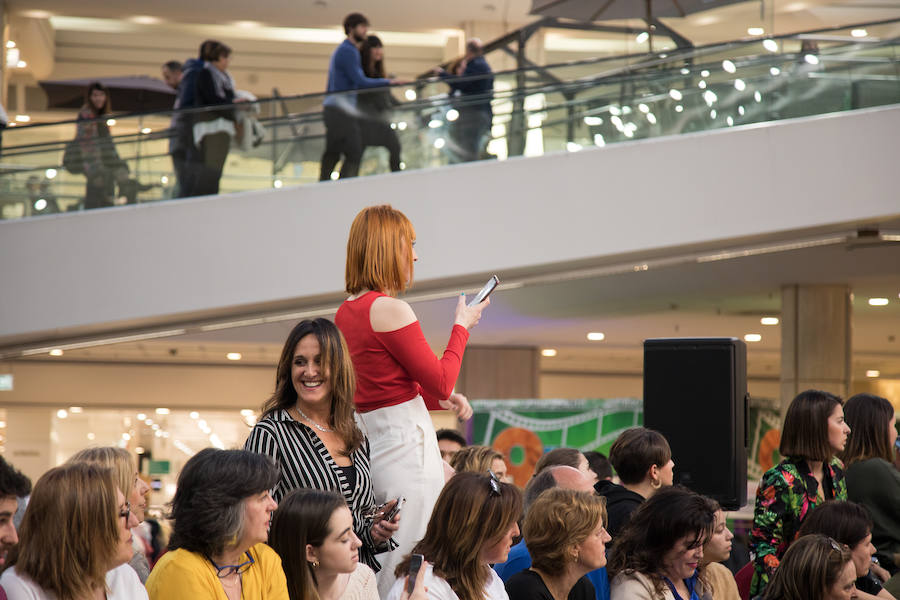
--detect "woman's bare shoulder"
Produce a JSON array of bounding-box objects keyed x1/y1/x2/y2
[{"x1": 369, "y1": 295, "x2": 417, "y2": 332}]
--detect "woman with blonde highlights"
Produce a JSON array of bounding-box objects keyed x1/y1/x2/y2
[
  {"x1": 335, "y1": 204, "x2": 489, "y2": 594},
  {"x1": 450, "y1": 445, "x2": 508, "y2": 480},
  {"x1": 0, "y1": 462, "x2": 146, "y2": 599},
  {"x1": 387, "y1": 472, "x2": 522, "y2": 600},
  {"x1": 759, "y1": 534, "x2": 856, "y2": 600},
  {"x1": 246, "y1": 318, "x2": 394, "y2": 571},
  {"x1": 506, "y1": 488, "x2": 610, "y2": 600},
  {"x1": 68, "y1": 446, "x2": 153, "y2": 581}
]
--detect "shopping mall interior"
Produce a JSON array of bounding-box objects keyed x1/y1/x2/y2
[{"x1": 0, "y1": 0, "x2": 898, "y2": 512}]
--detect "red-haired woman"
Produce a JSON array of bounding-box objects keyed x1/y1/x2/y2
[{"x1": 335, "y1": 204, "x2": 489, "y2": 596}]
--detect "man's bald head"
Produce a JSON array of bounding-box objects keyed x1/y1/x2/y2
[{"x1": 549, "y1": 465, "x2": 595, "y2": 493}]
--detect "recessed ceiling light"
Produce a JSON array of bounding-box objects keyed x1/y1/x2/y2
[
  {"x1": 587, "y1": 332, "x2": 606, "y2": 341},
  {"x1": 49, "y1": 348, "x2": 64, "y2": 356},
  {"x1": 541, "y1": 348, "x2": 558, "y2": 357},
  {"x1": 722, "y1": 59, "x2": 736, "y2": 73},
  {"x1": 868, "y1": 298, "x2": 889, "y2": 306},
  {"x1": 69, "y1": 406, "x2": 83, "y2": 414},
  {"x1": 866, "y1": 369, "x2": 880, "y2": 378},
  {"x1": 87, "y1": 432, "x2": 95, "y2": 440},
  {"x1": 240, "y1": 409, "x2": 255, "y2": 417},
  {"x1": 636, "y1": 32, "x2": 649, "y2": 44},
  {"x1": 761, "y1": 317, "x2": 780, "y2": 325},
  {"x1": 744, "y1": 334, "x2": 762, "y2": 342},
  {"x1": 226, "y1": 352, "x2": 243, "y2": 361},
  {"x1": 190, "y1": 411, "x2": 200, "y2": 419},
  {"x1": 851, "y1": 29, "x2": 867, "y2": 38},
  {"x1": 56, "y1": 409, "x2": 68, "y2": 419},
  {"x1": 156, "y1": 407, "x2": 170, "y2": 415},
  {"x1": 748, "y1": 27, "x2": 764, "y2": 35},
  {"x1": 137, "y1": 413, "x2": 147, "y2": 420},
  {"x1": 5, "y1": 41, "x2": 15, "y2": 49},
  {"x1": 763, "y1": 39, "x2": 779, "y2": 52}
]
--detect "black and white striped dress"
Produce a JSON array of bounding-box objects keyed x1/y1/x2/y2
[{"x1": 244, "y1": 408, "x2": 394, "y2": 571}]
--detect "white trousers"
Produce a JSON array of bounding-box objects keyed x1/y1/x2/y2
[{"x1": 358, "y1": 397, "x2": 445, "y2": 598}]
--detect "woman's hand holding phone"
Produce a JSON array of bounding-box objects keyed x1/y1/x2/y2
[
  {"x1": 370, "y1": 498, "x2": 401, "y2": 544},
  {"x1": 454, "y1": 293, "x2": 489, "y2": 330}
]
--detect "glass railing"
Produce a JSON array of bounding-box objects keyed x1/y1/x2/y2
[{"x1": 1, "y1": 18, "x2": 898, "y2": 219}]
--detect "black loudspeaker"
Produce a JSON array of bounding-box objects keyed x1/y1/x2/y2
[{"x1": 643, "y1": 337, "x2": 748, "y2": 510}]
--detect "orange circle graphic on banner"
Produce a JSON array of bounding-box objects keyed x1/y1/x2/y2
[
  {"x1": 758, "y1": 428, "x2": 781, "y2": 472},
  {"x1": 493, "y1": 427, "x2": 544, "y2": 487}
]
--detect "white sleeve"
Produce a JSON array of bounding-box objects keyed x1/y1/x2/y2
[{"x1": 0, "y1": 568, "x2": 42, "y2": 600}]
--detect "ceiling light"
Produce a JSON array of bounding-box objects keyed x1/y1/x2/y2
[
  {"x1": 851, "y1": 29, "x2": 867, "y2": 38},
  {"x1": 593, "y1": 134, "x2": 605, "y2": 147},
  {"x1": 701, "y1": 70, "x2": 710, "y2": 77},
  {"x1": 734, "y1": 79, "x2": 746, "y2": 91},
  {"x1": 151, "y1": 424, "x2": 160, "y2": 430},
  {"x1": 233, "y1": 20, "x2": 260, "y2": 28},
  {"x1": 646, "y1": 113, "x2": 657, "y2": 124},
  {"x1": 226, "y1": 352, "x2": 242, "y2": 361},
  {"x1": 866, "y1": 370, "x2": 880, "y2": 378},
  {"x1": 587, "y1": 332, "x2": 605, "y2": 341},
  {"x1": 669, "y1": 89, "x2": 682, "y2": 100},
  {"x1": 122, "y1": 432, "x2": 131, "y2": 441},
  {"x1": 636, "y1": 32, "x2": 649, "y2": 44},
  {"x1": 197, "y1": 419, "x2": 208, "y2": 429},
  {"x1": 15, "y1": 60, "x2": 26, "y2": 68},
  {"x1": 703, "y1": 90, "x2": 717, "y2": 105},
  {"x1": 156, "y1": 407, "x2": 170, "y2": 415},
  {"x1": 710, "y1": 109, "x2": 717, "y2": 119},
  {"x1": 69, "y1": 406, "x2": 83, "y2": 414},
  {"x1": 744, "y1": 334, "x2": 762, "y2": 342},
  {"x1": 240, "y1": 409, "x2": 255, "y2": 417},
  {"x1": 726, "y1": 116, "x2": 734, "y2": 126},
  {"x1": 106, "y1": 119, "x2": 116, "y2": 126},
  {"x1": 433, "y1": 138, "x2": 445, "y2": 149},
  {"x1": 763, "y1": 39, "x2": 779, "y2": 52},
  {"x1": 680, "y1": 67, "x2": 690, "y2": 75},
  {"x1": 273, "y1": 179, "x2": 283, "y2": 189},
  {"x1": 141, "y1": 127, "x2": 152, "y2": 134},
  {"x1": 584, "y1": 116, "x2": 603, "y2": 126},
  {"x1": 45, "y1": 168, "x2": 58, "y2": 179},
  {"x1": 609, "y1": 105, "x2": 621, "y2": 116},
  {"x1": 15, "y1": 115, "x2": 30, "y2": 122},
  {"x1": 748, "y1": 27, "x2": 765, "y2": 36},
  {"x1": 130, "y1": 15, "x2": 161, "y2": 24},
  {"x1": 5, "y1": 41, "x2": 14, "y2": 49},
  {"x1": 698, "y1": 80, "x2": 707, "y2": 89},
  {"x1": 868, "y1": 298, "x2": 889, "y2": 306},
  {"x1": 137, "y1": 413, "x2": 147, "y2": 420},
  {"x1": 87, "y1": 432, "x2": 95, "y2": 440},
  {"x1": 770, "y1": 66, "x2": 781, "y2": 76},
  {"x1": 190, "y1": 411, "x2": 199, "y2": 419},
  {"x1": 33, "y1": 199, "x2": 47, "y2": 211},
  {"x1": 761, "y1": 317, "x2": 779, "y2": 325},
  {"x1": 404, "y1": 89, "x2": 416, "y2": 101},
  {"x1": 722, "y1": 59, "x2": 736, "y2": 73},
  {"x1": 446, "y1": 109, "x2": 459, "y2": 121},
  {"x1": 754, "y1": 91, "x2": 762, "y2": 102},
  {"x1": 541, "y1": 348, "x2": 558, "y2": 357},
  {"x1": 428, "y1": 119, "x2": 443, "y2": 129},
  {"x1": 57, "y1": 409, "x2": 68, "y2": 419},
  {"x1": 804, "y1": 54, "x2": 819, "y2": 65},
  {"x1": 675, "y1": 105, "x2": 683, "y2": 113},
  {"x1": 638, "y1": 103, "x2": 649, "y2": 113},
  {"x1": 49, "y1": 348, "x2": 63, "y2": 356},
  {"x1": 738, "y1": 105, "x2": 745, "y2": 116},
  {"x1": 144, "y1": 418, "x2": 153, "y2": 425},
  {"x1": 135, "y1": 446, "x2": 145, "y2": 454}
]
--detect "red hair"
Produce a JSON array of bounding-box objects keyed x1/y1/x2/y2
[{"x1": 345, "y1": 205, "x2": 415, "y2": 295}]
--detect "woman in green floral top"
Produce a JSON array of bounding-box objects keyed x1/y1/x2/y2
[{"x1": 749, "y1": 390, "x2": 851, "y2": 597}]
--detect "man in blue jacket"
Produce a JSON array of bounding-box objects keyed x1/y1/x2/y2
[
  {"x1": 437, "y1": 38, "x2": 494, "y2": 162},
  {"x1": 320, "y1": 13, "x2": 401, "y2": 180}
]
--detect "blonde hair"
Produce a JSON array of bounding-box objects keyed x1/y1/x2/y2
[
  {"x1": 524, "y1": 488, "x2": 607, "y2": 572},
  {"x1": 16, "y1": 463, "x2": 120, "y2": 600},
  {"x1": 450, "y1": 445, "x2": 504, "y2": 475},
  {"x1": 68, "y1": 446, "x2": 136, "y2": 500},
  {"x1": 345, "y1": 205, "x2": 416, "y2": 296}
]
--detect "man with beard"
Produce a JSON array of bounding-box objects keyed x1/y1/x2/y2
[
  {"x1": 319, "y1": 13, "x2": 404, "y2": 181},
  {"x1": 0, "y1": 456, "x2": 30, "y2": 570}
]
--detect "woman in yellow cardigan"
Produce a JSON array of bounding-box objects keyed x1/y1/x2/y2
[{"x1": 146, "y1": 449, "x2": 288, "y2": 600}]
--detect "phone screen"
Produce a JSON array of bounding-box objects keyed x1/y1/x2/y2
[
  {"x1": 407, "y1": 554, "x2": 424, "y2": 593},
  {"x1": 468, "y1": 275, "x2": 499, "y2": 307}
]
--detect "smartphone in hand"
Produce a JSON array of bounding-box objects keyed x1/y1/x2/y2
[
  {"x1": 407, "y1": 554, "x2": 424, "y2": 593},
  {"x1": 468, "y1": 275, "x2": 499, "y2": 307}
]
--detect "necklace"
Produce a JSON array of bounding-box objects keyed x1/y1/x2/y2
[{"x1": 296, "y1": 406, "x2": 333, "y2": 433}]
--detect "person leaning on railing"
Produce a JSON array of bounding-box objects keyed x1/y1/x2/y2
[{"x1": 76, "y1": 82, "x2": 130, "y2": 210}]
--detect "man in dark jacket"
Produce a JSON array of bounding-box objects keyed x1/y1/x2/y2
[
  {"x1": 162, "y1": 60, "x2": 187, "y2": 197},
  {"x1": 437, "y1": 38, "x2": 494, "y2": 162},
  {"x1": 173, "y1": 57, "x2": 203, "y2": 197}
]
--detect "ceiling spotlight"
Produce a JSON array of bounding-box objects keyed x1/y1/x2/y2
[
  {"x1": 851, "y1": 29, "x2": 867, "y2": 38},
  {"x1": 748, "y1": 27, "x2": 765, "y2": 35},
  {"x1": 156, "y1": 407, "x2": 170, "y2": 415},
  {"x1": 744, "y1": 334, "x2": 762, "y2": 342},
  {"x1": 868, "y1": 298, "x2": 889, "y2": 306},
  {"x1": 722, "y1": 59, "x2": 737, "y2": 73},
  {"x1": 761, "y1": 317, "x2": 780, "y2": 325},
  {"x1": 49, "y1": 348, "x2": 63, "y2": 356},
  {"x1": 541, "y1": 348, "x2": 558, "y2": 357},
  {"x1": 57, "y1": 409, "x2": 68, "y2": 419},
  {"x1": 587, "y1": 332, "x2": 606, "y2": 341},
  {"x1": 69, "y1": 406, "x2": 83, "y2": 414},
  {"x1": 804, "y1": 54, "x2": 819, "y2": 65},
  {"x1": 669, "y1": 89, "x2": 683, "y2": 101},
  {"x1": 866, "y1": 370, "x2": 880, "y2": 378},
  {"x1": 763, "y1": 39, "x2": 779, "y2": 52},
  {"x1": 226, "y1": 352, "x2": 242, "y2": 361},
  {"x1": 636, "y1": 32, "x2": 650, "y2": 44},
  {"x1": 137, "y1": 413, "x2": 147, "y2": 420},
  {"x1": 190, "y1": 411, "x2": 200, "y2": 419},
  {"x1": 240, "y1": 409, "x2": 255, "y2": 417},
  {"x1": 701, "y1": 70, "x2": 710, "y2": 77}
]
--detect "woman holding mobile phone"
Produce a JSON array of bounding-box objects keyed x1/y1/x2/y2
[{"x1": 335, "y1": 204, "x2": 489, "y2": 596}]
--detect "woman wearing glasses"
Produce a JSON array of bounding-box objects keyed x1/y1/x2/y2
[
  {"x1": 841, "y1": 393, "x2": 900, "y2": 576},
  {"x1": 68, "y1": 446, "x2": 153, "y2": 582},
  {"x1": 146, "y1": 448, "x2": 287, "y2": 600},
  {"x1": 608, "y1": 486, "x2": 717, "y2": 600},
  {"x1": 0, "y1": 462, "x2": 146, "y2": 599},
  {"x1": 506, "y1": 488, "x2": 610, "y2": 600},
  {"x1": 386, "y1": 472, "x2": 522, "y2": 600}
]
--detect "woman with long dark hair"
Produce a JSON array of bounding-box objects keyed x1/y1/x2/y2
[
  {"x1": 245, "y1": 318, "x2": 397, "y2": 572},
  {"x1": 145, "y1": 449, "x2": 286, "y2": 600},
  {"x1": 358, "y1": 35, "x2": 402, "y2": 172},
  {"x1": 841, "y1": 393, "x2": 900, "y2": 575},
  {"x1": 387, "y1": 472, "x2": 522, "y2": 600},
  {"x1": 609, "y1": 486, "x2": 716, "y2": 600},
  {"x1": 749, "y1": 390, "x2": 851, "y2": 596},
  {"x1": 76, "y1": 81, "x2": 129, "y2": 209}
]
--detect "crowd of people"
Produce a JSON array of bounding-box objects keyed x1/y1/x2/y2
[
  {"x1": 62, "y1": 11, "x2": 495, "y2": 211},
  {"x1": 0, "y1": 203, "x2": 897, "y2": 600}
]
